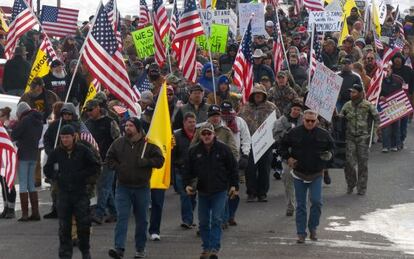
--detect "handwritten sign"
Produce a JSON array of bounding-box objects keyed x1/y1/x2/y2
[
  {"x1": 239, "y1": 3, "x2": 266, "y2": 36},
  {"x1": 213, "y1": 9, "x2": 237, "y2": 36},
  {"x1": 379, "y1": 90, "x2": 414, "y2": 128},
  {"x1": 196, "y1": 24, "x2": 229, "y2": 53},
  {"x1": 305, "y1": 62, "x2": 343, "y2": 122},
  {"x1": 378, "y1": 1, "x2": 387, "y2": 25},
  {"x1": 131, "y1": 26, "x2": 155, "y2": 59},
  {"x1": 251, "y1": 110, "x2": 277, "y2": 164},
  {"x1": 309, "y1": 11, "x2": 343, "y2": 32}
]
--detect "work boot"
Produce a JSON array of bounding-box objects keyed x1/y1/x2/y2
[
  {"x1": 18, "y1": 193, "x2": 29, "y2": 222},
  {"x1": 0, "y1": 205, "x2": 7, "y2": 218},
  {"x1": 43, "y1": 208, "x2": 58, "y2": 219},
  {"x1": 108, "y1": 248, "x2": 124, "y2": 259},
  {"x1": 28, "y1": 192, "x2": 41, "y2": 221},
  {"x1": 310, "y1": 230, "x2": 318, "y2": 241},
  {"x1": 4, "y1": 208, "x2": 15, "y2": 219},
  {"x1": 296, "y1": 235, "x2": 306, "y2": 244}
]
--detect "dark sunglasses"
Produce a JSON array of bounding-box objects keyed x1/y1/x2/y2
[{"x1": 305, "y1": 119, "x2": 316, "y2": 123}]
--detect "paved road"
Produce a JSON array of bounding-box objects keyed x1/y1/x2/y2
[{"x1": 1, "y1": 124, "x2": 414, "y2": 259}]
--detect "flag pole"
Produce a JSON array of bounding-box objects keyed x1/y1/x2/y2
[
  {"x1": 307, "y1": 23, "x2": 315, "y2": 86},
  {"x1": 165, "y1": 0, "x2": 178, "y2": 74},
  {"x1": 53, "y1": 1, "x2": 102, "y2": 149},
  {"x1": 275, "y1": 7, "x2": 292, "y2": 77}
]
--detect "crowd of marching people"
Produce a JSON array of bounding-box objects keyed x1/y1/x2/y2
[{"x1": 1, "y1": 0, "x2": 414, "y2": 259}]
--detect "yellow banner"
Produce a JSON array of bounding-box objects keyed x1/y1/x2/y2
[
  {"x1": 339, "y1": 16, "x2": 349, "y2": 46},
  {"x1": 82, "y1": 80, "x2": 98, "y2": 110},
  {"x1": 0, "y1": 8, "x2": 9, "y2": 33},
  {"x1": 148, "y1": 83, "x2": 172, "y2": 189},
  {"x1": 24, "y1": 48, "x2": 50, "y2": 93}
]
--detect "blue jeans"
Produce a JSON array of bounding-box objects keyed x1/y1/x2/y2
[
  {"x1": 18, "y1": 160, "x2": 37, "y2": 193},
  {"x1": 95, "y1": 165, "x2": 116, "y2": 218},
  {"x1": 149, "y1": 189, "x2": 165, "y2": 235},
  {"x1": 382, "y1": 120, "x2": 401, "y2": 149},
  {"x1": 223, "y1": 196, "x2": 240, "y2": 223},
  {"x1": 198, "y1": 191, "x2": 227, "y2": 252},
  {"x1": 175, "y1": 171, "x2": 196, "y2": 225},
  {"x1": 293, "y1": 176, "x2": 323, "y2": 236},
  {"x1": 400, "y1": 116, "x2": 408, "y2": 145},
  {"x1": 114, "y1": 185, "x2": 150, "y2": 252}
]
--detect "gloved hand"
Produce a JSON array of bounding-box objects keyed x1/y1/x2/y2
[
  {"x1": 136, "y1": 158, "x2": 150, "y2": 168},
  {"x1": 320, "y1": 151, "x2": 333, "y2": 161},
  {"x1": 238, "y1": 154, "x2": 249, "y2": 170}
]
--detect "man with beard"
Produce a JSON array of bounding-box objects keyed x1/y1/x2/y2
[
  {"x1": 336, "y1": 56, "x2": 362, "y2": 112},
  {"x1": 363, "y1": 52, "x2": 378, "y2": 78},
  {"x1": 19, "y1": 77, "x2": 60, "y2": 123},
  {"x1": 43, "y1": 60, "x2": 69, "y2": 101},
  {"x1": 106, "y1": 118, "x2": 164, "y2": 259}
]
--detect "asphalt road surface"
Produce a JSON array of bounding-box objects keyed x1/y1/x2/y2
[{"x1": 1, "y1": 124, "x2": 414, "y2": 259}]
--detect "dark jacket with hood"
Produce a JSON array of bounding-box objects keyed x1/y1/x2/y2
[
  {"x1": 322, "y1": 48, "x2": 340, "y2": 70},
  {"x1": 11, "y1": 110, "x2": 43, "y2": 161},
  {"x1": 253, "y1": 63, "x2": 275, "y2": 83},
  {"x1": 219, "y1": 44, "x2": 237, "y2": 74},
  {"x1": 380, "y1": 73, "x2": 403, "y2": 97},
  {"x1": 106, "y1": 133, "x2": 164, "y2": 188},
  {"x1": 337, "y1": 70, "x2": 362, "y2": 106},
  {"x1": 391, "y1": 52, "x2": 414, "y2": 95},
  {"x1": 197, "y1": 63, "x2": 218, "y2": 94},
  {"x1": 2, "y1": 55, "x2": 31, "y2": 93},
  {"x1": 43, "y1": 103, "x2": 81, "y2": 155},
  {"x1": 44, "y1": 141, "x2": 100, "y2": 193}
]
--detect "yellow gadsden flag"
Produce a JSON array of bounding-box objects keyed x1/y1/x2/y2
[
  {"x1": 25, "y1": 38, "x2": 53, "y2": 93},
  {"x1": 372, "y1": 0, "x2": 381, "y2": 36},
  {"x1": 339, "y1": 15, "x2": 349, "y2": 46},
  {"x1": 82, "y1": 79, "x2": 99, "y2": 110},
  {"x1": 148, "y1": 82, "x2": 172, "y2": 189},
  {"x1": 0, "y1": 8, "x2": 9, "y2": 33}
]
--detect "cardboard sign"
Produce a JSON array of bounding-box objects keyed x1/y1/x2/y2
[
  {"x1": 251, "y1": 110, "x2": 277, "y2": 164},
  {"x1": 378, "y1": 1, "x2": 387, "y2": 25},
  {"x1": 379, "y1": 90, "x2": 414, "y2": 128},
  {"x1": 239, "y1": 3, "x2": 266, "y2": 36},
  {"x1": 305, "y1": 62, "x2": 343, "y2": 122},
  {"x1": 131, "y1": 26, "x2": 155, "y2": 58},
  {"x1": 309, "y1": 11, "x2": 343, "y2": 32},
  {"x1": 213, "y1": 9, "x2": 238, "y2": 36},
  {"x1": 198, "y1": 9, "x2": 213, "y2": 35}
]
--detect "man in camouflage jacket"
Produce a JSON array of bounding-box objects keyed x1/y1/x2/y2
[
  {"x1": 268, "y1": 71, "x2": 299, "y2": 116},
  {"x1": 340, "y1": 84, "x2": 379, "y2": 195}
]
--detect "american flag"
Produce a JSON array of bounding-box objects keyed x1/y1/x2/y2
[
  {"x1": 39, "y1": 34, "x2": 58, "y2": 63},
  {"x1": 272, "y1": 13, "x2": 283, "y2": 75},
  {"x1": 378, "y1": 89, "x2": 413, "y2": 128},
  {"x1": 171, "y1": 0, "x2": 204, "y2": 83},
  {"x1": 4, "y1": 0, "x2": 37, "y2": 59},
  {"x1": 373, "y1": 31, "x2": 383, "y2": 50},
  {"x1": 366, "y1": 39, "x2": 404, "y2": 104},
  {"x1": 0, "y1": 123, "x2": 17, "y2": 189},
  {"x1": 233, "y1": 19, "x2": 253, "y2": 104},
  {"x1": 139, "y1": 0, "x2": 150, "y2": 29},
  {"x1": 40, "y1": 5, "x2": 79, "y2": 38},
  {"x1": 82, "y1": 3, "x2": 139, "y2": 116},
  {"x1": 294, "y1": 0, "x2": 303, "y2": 15},
  {"x1": 170, "y1": 0, "x2": 179, "y2": 42},
  {"x1": 132, "y1": 72, "x2": 152, "y2": 101},
  {"x1": 303, "y1": 0, "x2": 324, "y2": 12},
  {"x1": 104, "y1": 0, "x2": 122, "y2": 47},
  {"x1": 394, "y1": 5, "x2": 405, "y2": 41},
  {"x1": 153, "y1": 0, "x2": 170, "y2": 67},
  {"x1": 310, "y1": 27, "x2": 323, "y2": 76},
  {"x1": 79, "y1": 121, "x2": 99, "y2": 151}
]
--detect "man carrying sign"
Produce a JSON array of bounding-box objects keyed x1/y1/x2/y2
[{"x1": 340, "y1": 84, "x2": 379, "y2": 196}]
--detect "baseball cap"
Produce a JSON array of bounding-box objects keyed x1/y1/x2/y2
[
  {"x1": 208, "y1": 104, "x2": 221, "y2": 117},
  {"x1": 200, "y1": 123, "x2": 215, "y2": 133}
]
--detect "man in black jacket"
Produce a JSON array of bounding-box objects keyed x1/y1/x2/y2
[
  {"x1": 44, "y1": 125, "x2": 100, "y2": 259},
  {"x1": 173, "y1": 112, "x2": 197, "y2": 229},
  {"x1": 281, "y1": 110, "x2": 334, "y2": 244},
  {"x1": 336, "y1": 56, "x2": 362, "y2": 111},
  {"x1": 184, "y1": 123, "x2": 239, "y2": 259},
  {"x1": 2, "y1": 46, "x2": 31, "y2": 96}
]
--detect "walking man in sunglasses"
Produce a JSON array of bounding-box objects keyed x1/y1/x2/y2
[
  {"x1": 183, "y1": 123, "x2": 239, "y2": 259},
  {"x1": 280, "y1": 110, "x2": 335, "y2": 244}
]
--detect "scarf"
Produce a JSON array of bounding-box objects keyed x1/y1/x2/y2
[{"x1": 221, "y1": 111, "x2": 239, "y2": 133}]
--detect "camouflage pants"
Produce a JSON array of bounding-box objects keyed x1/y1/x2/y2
[
  {"x1": 281, "y1": 162, "x2": 295, "y2": 210},
  {"x1": 344, "y1": 136, "x2": 369, "y2": 192}
]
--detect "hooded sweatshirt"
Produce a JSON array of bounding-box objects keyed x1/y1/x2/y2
[{"x1": 197, "y1": 63, "x2": 218, "y2": 94}]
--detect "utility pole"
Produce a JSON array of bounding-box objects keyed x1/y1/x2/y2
[
  {"x1": 36, "y1": 0, "x2": 40, "y2": 14},
  {"x1": 57, "y1": 0, "x2": 61, "y2": 7}
]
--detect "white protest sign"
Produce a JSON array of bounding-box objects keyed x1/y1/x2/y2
[
  {"x1": 213, "y1": 9, "x2": 238, "y2": 36},
  {"x1": 198, "y1": 9, "x2": 214, "y2": 35},
  {"x1": 251, "y1": 110, "x2": 277, "y2": 164},
  {"x1": 378, "y1": 1, "x2": 387, "y2": 25},
  {"x1": 239, "y1": 3, "x2": 266, "y2": 36},
  {"x1": 309, "y1": 11, "x2": 343, "y2": 32},
  {"x1": 305, "y1": 62, "x2": 343, "y2": 122},
  {"x1": 325, "y1": 0, "x2": 342, "y2": 12}
]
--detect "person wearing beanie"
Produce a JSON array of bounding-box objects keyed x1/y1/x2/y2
[
  {"x1": 220, "y1": 101, "x2": 251, "y2": 226},
  {"x1": 206, "y1": 75, "x2": 240, "y2": 109},
  {"x1": 42, "y1": 59, "x2": 70, "y2": 101},
  {"x1": 106, "y1": 117, "x2": 164, "y2": 259},
  {"x1": 42, "y1": 102, "x2": 81, "y2": 219},
  {"x1": 11, "y1": 102, "x2": 43, "y2": 222},
  {"x1": 219, "y1": 43, "x2": 238, "y2": 74},
  {"x1": 85, "y1": 99, "x2": 121, "y2": 225},
  {"x1": 44, "y1": 122, "x2": 100, "y2": 259}
]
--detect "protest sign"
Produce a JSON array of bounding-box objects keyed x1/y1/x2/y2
[
  {"x1": 239, "y1": 3, "x2": 266, "y2": 36},
  {"x1": 251, "y1": 110, "x2": 277, "y2": 164},
  {"x1": 213, "y1": 9, "x2": 237, "y2": 36},
  {"x1": 196, "y1": 24, "x2": 229, "y2": 53},
  {"x1": 325, "y1": 0, "x2": 343, "y2": 12},
  {"x1": 379, "y1": 90, "x2": 414, "y2": 128},
  {"x1": 309, "y1": 11, "x2": 343, "y2": 32},
  {"x1": 378, "y1": 1, "x2": 387, "y2": 25},
  {"x1": 305, "y1": 62, "x2": 343, "y2": 122},
  {"x1": 131, "y1": 26, "x2": 155, "y2": 59},
  {"x1": 198, "y1": 9, "x2": 213, "y2": 35}
]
